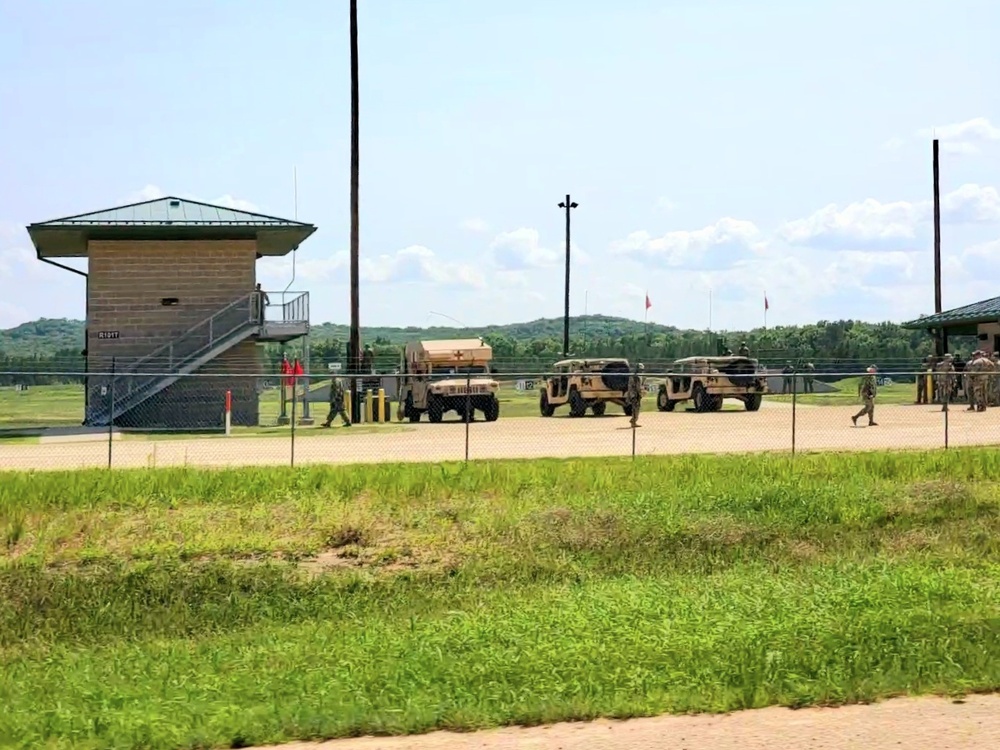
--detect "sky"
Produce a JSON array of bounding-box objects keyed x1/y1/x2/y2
[{"x1": 1, "y1": 0, "x2": 999, "y2": 333}]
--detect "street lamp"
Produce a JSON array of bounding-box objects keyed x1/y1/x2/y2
[{"x1": 558, "y1": 194, "x2": 578, "y2": 357}]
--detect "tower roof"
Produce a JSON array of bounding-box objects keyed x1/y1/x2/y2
[{"x1": 27, "y1": 196, "x2": 316, "y2": 258}]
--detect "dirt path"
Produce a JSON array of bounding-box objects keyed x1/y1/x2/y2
[
  {"x1": 250, "y1": 694, "x2": 999, "y2": 750},
  {"x1": 0, "y1": 403, "x2": 993, "y2": 471}
]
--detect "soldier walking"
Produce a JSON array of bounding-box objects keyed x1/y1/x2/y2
[
  {"x1": 321, "y1": 377, "x2": 351, "y2": 428},
  {"x1": 852, "y1": 366, "x2": 879, "y2": 427},
  {"x1": 803, "y1": 362, "x2": 816, "y2": 393},
  {"x1": 627, "y1": 363, "x2": 644, "y2": 427}
]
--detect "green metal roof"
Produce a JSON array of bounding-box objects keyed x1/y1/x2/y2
[
  {"x1": 902, "y1": 296, "x2": 1000, "y2": 330},
  {"x1": 27, "y1": 196, "x2": 316, "y2": 258}
]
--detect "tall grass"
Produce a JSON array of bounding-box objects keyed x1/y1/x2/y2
[{"x1": 1, "y1": 451, "x2": 999, "y2": 749}]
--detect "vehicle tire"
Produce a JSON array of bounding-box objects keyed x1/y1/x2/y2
[
  {"x1": 692, "y1": 383, "x2": 710, "y2": 413},
  {"x1": 657, "y1": 386, "x2": 676, "y2": 412},
  {"x1": 599, "y1": 361, "x2": 631, "y2": 391},
  {"x1": 745, "y1": 393, "x2": 762, "y2": 412},
  {"x1": 540, "y1": 391, "x2": 555, "y2": 417},
  {"x1": 709, "y1": 395, "x2": 724, "y2": 412},
  {"x1": 484, "y1": 396, "x2": 500, "y2": 422},
  {"x1": 591, "y1": 401, "x2": 606, "y2": 417},
  {"x1": 569, "y1": 388, "x2": 587, "y2": 418},
  {"x1": 427, "y1": 395, "x2": 444, "y2": 423},
  {"x1": 623, "y1": 403, "x2": 634, "y2": 417}
]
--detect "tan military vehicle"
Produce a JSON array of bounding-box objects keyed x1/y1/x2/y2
[
  {"x1": 397, "y1": 338, "x2": 500, "y2": 423},
  {"x1": 656, "y1": 355, "x2": 767, "y2": 413},
  {"x1": 539, "y1": 358, "x2": 637, "y2": 417}
]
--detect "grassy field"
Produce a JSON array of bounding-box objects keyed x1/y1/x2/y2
[{"x1": 1, "y1": 450, "x2": 999, "y2": 749}]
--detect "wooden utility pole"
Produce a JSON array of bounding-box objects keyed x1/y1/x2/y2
[
  {"x1": 348, "y1": 0, "x2": 361, "y2": 420},
  {"x1": 932, "y1": 138, "x2": 944, "y2": 356}
]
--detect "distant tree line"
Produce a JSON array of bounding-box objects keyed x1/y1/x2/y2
[{"x1": 1, "y1": 315, "x2": 968, "y2": 385}]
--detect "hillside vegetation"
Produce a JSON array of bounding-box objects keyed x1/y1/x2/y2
[{"x1": 1, "y1": 315, "x2": 951, "y2": 383}]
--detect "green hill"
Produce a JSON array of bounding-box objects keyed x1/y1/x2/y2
[{"x1": 0, "y1": 314, "x2": 954, "y2": 378}]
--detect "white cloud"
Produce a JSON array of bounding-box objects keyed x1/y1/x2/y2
[
  {"x1": 610, "y1": 218, "x2": 763, "y2": 268},
  {"x1": 460, "y1": 217, "x2": 490, "y2": 232},
  {"x1": 881, "y1": 136, "x2": 906, "y2": 151},
  {"x1": 917, "y1": 117, "x2": 1000, "y2": 155},
  {"x1": 489, "y1": 228, "x2": 560, "y2": 270},
  {"x1": 655, "y1": 197, "x2": 678, "y2": 212},
  {"x1": 258, "y1": 245, "x2": 485, "y2": 290},
  {"x1": 124, "y1": 185, "x2": 259, "y2": 213},
  {"x1": 777, "y1": 184, "x2": 1000, "y2": 250},
  {"x1": 941, "y1": 184, "x2": 1000, "y2": 224},
  {"x1": 777, "y1": 198, "x2": 924, "y2": 249}
]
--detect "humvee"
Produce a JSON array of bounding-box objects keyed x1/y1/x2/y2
[
  {"x1": 539, "y1": 358, "x2": 638, "y2": 417},
  {"x1": 656, "y1": 355, "x2": 767, "y2": 413},
  {"x1": 397, "y1": 338, "x2": 500, "y2": 423}
]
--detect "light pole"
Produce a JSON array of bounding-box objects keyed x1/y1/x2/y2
[{"x1": 558, "y1": 194, "x2": 578, "y2": 356}]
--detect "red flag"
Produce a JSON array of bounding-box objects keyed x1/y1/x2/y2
[
  {"x1": 292, "y1": 359, "x2": 304, "y2": 379},
  {"x1": 764, "y1": 294, "x2": 769, "y2": 312},
  {"x1": 645, "y1": 293, "x2": 652, "y2": 310}
]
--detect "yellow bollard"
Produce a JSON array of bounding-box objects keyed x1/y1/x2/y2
[
  {"x1": 365, "y1": 389, "x2": 374, "y2": 423},
  {"x1": 344, "y1": 389, "x2": 351, "y2": 419},
  {"x1": 377, "y1": 388, "x2": 386, "y2": 422},
  {"x1": 925, "y1": 372, "x2": 933, "y2": 402}
]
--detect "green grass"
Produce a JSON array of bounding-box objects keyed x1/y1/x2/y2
[
  {"x1": 1, "y1": 451, "x2": 999, "y2": 749},
  {"x1": 768, "y1": 377, "x2": 918, "y2": 406},
  {"x1": 0, "y1": 384, "x2": 84, "y2": 429}
]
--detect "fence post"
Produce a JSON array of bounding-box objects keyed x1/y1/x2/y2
[
  {"x1": 791, "y1": 367, "x2": 797, "y2": 456},
  {"x1": 290, "y1": 372, "x2": 298, "y2": 467},
  {"x1": 464, "y1": 371, "x2": 471, "y2": 462},
  {"x1": 108, "y1": 356, "x2": 116, "y2": 469},
  {"x1": 224, "y1": 390, "x2": 232, "y2": 436}
]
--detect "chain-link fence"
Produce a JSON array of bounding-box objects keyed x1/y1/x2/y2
[{"x1": 1, "y1": 365, "x2": 997, "y2": 471}]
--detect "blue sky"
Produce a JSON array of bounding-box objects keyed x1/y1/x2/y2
[{"x1": 1, "y1": 0, "x2": 999, "y2": 331}]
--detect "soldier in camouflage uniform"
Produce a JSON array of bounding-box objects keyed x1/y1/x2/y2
[
  {"x1": 991, "y1": 352, "x2": 1000, "y2": 406},
  {"x1": 965, "y1": 351, "x2": 982, "y2": 411},
  {"x1": 738, "y1": 341, "x2": 750, "y2": 357},
  {"x1": 781, "y1": 363, "x2": 794, "y2": 394},
  {"x1": 626, "y1": 363, "x2": 644, "y2": 427},
  {"x1": 968, "y1": 350, "x2": 993, "y2": 412},
  {"x1": 916, "y1": 355, "x2": 932, "y2": 405},
  {"x1": 852, "y1": 366, "x2": 878, "y2": 427},
  {"x1": 935, "y1": 354, "x2": 955, "y2": 411},
  {"x1": 321, "y1": 377, "x2": 352, "y2": 428},
  {"x1": 803, "y1": 362, "x2": 816, "y2": 393}
]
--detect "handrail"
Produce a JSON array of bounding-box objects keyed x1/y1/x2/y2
[{"x1": 118, "y1": 293, "x2": 256, "y2": 376}]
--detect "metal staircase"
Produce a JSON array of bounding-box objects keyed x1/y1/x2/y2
[{"x1": 87, "y1": 291, "x2": 309, "y2": 426}]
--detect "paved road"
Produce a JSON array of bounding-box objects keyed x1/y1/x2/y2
[
  {"x1": 1, "y1": 403, "x2": 993, "y2": 471},
  {"x1": 250, "y1": 694, "x2": 999, "y2": 750}
]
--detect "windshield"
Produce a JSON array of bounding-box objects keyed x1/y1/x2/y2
[{"x1": 429, "y1": 364, "x2": 489, "y2": 376}]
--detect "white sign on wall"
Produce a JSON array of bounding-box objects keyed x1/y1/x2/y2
[{"x1": 515, "y1": 379, "x2": 537, "y2": 391}]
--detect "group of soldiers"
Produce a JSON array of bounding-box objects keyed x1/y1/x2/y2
[
  {"x1": 915, "y1": 351, "x2": 1000, "y2": 412},
  {"x1": 779, "y1": 362, "x2": 816, "y2": 394}
]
